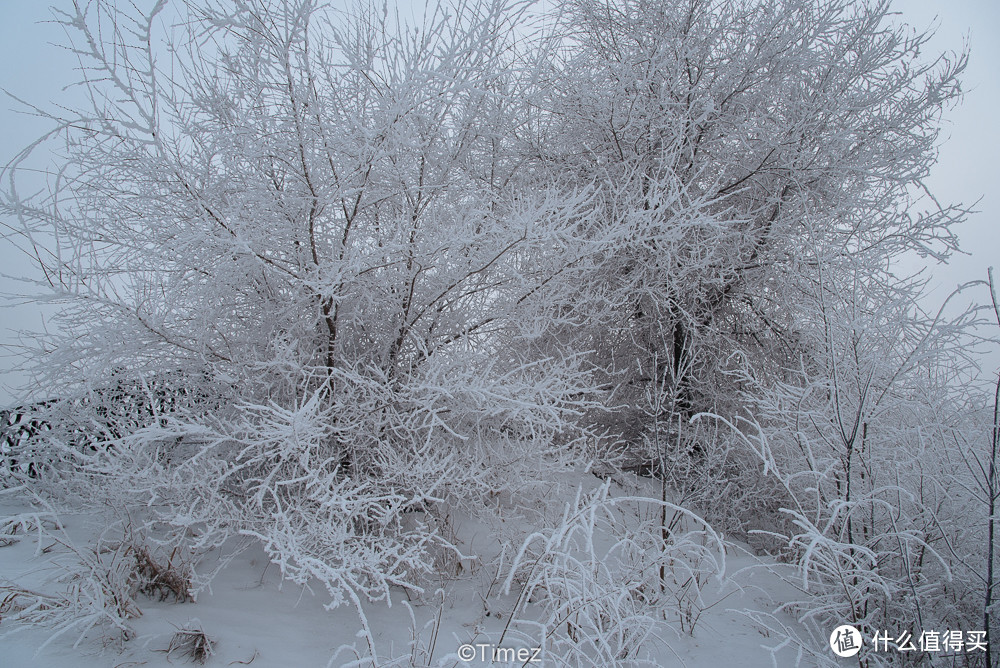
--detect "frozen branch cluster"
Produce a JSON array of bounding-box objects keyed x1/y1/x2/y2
[
  {"x1": 502, "y1": 483, "x2": 726, "y2": 665},
  {"x1": 717, "y1": 273, "x2": 996, "y2": 665}
]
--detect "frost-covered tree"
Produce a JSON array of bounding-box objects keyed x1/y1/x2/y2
[
  {"x1": 721, "y1": 251, "x2": 991, "y2": 664},
  {"x1": 1, "y1": 0, "x2": 603, "y2": 616},
  {"x1": 526, "y1": 0, "x2": 967, "y2": 445}
]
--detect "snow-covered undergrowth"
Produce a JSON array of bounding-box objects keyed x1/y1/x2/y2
[
  {"x1": 500, "y1": 483, "x2": 727, "y2": 661},
  {"x1": 0, "y1": 467, "x2": 806, "y2": 667}
]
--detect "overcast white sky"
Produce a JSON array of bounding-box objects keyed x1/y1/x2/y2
[
  {"x1": 0, "y1": 0, "x2": 998, "y2": 407},
  {"x1": 902, "y1": 1, "x2": 1000, "y2": 293}
]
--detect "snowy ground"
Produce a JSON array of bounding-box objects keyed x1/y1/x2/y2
[{"x1": 0, "y1": 471, "x2": 809, "y2": 667}]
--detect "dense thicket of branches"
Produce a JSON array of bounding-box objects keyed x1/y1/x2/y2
[{"x1": 2, "y1": 0, "x2": 992, "y2": 664}]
